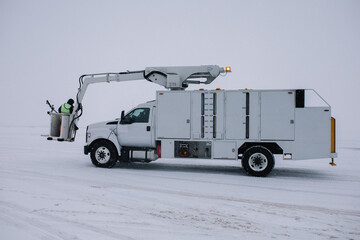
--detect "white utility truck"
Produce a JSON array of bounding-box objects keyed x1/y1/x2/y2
[{"x1": 47, "y1": 65, "x2": 337, "y2": 176}]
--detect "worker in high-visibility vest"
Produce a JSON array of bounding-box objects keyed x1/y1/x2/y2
[{"x1": 58, "y1": 99, "x2": 74, "y2": 114}]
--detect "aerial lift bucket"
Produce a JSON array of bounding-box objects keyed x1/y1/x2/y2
[{"x1": 48, "y1": 112, "x2": 73, "y2": 141}]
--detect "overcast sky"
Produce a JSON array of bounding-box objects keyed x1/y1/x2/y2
[{"x1": 0, "y1": 0, "x2": 359, "y2": 141}]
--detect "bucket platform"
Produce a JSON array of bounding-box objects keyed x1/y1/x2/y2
[{"x1": 47, "y1": 113, "x2": 75, "y2": 141}]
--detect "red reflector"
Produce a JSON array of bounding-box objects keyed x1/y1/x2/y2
[{"x1": 157, "y1": 144, "x2": 161, "y2": 158}]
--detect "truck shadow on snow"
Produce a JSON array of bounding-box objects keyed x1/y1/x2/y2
[
  {"x1": 270, "y1": 168, "x2": 332, "y2": 179},
  {"x1": 114, "y1": 161, "x2": 243, "y2": 176},
  {"x1": 100, "y1": 161, "x2": 332, "y2": 179}
]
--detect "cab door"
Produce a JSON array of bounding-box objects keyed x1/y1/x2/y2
[{"x1": 117, "y1": 107, "x2": 154, "y2": 147}]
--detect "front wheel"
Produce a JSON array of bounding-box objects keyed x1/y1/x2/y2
[
  {"x1": 90, "y1": 141, "x2": 118, "y2": 168},
  {"x1": 241, "y1": 146, "x2": 274, "y2": 177}
]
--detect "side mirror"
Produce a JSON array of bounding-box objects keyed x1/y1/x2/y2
[{"x1": 120, "y1": 110, "x2": 125, "y2": 124}]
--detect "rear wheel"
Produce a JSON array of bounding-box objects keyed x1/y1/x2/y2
[
  {"x1": 91, "y1": 141, "x2": 118, "y2": 168},
  {"x1": 241, "y1": 146, "x2": 274, "y2": 177}
]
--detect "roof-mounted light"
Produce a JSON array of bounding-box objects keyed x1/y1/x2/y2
[{"x1": 225, "y1": 66, "x2": 231, "y2": 72}]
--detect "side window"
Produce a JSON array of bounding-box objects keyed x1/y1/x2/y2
[{"x1": 122, "y1": 108, "x2": 150, "y2": 124}]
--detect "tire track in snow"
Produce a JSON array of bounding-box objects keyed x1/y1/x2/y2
[
  {"x1": 2, "y1": 165, "x2": 360, "y2": 199},
  {"x1": 0, "y1": 200, "x2": 137, "y2": 240},
  {"x1": 0, "y1": 202, "x2": 77, "y2": 240},
  {"x1": 2, "y1": 168, "x2": 359, "y2": 218}
]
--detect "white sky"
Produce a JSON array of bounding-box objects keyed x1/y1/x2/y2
[{"x1": 0, "y1": 0, "x2": 359, "y2": 141}]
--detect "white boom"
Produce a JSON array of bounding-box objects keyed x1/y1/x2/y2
[
  {"x1": 75, "y1": 65, "x2": 226, "y2": 110},
  {"x1": 47, "y1": 65, "x2": 229, "y2": 141}
]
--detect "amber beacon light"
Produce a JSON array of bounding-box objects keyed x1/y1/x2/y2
[{"x1": 225, "y1": 66, "x2": 231, "y2": 72}]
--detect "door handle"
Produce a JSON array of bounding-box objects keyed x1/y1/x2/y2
[{"x1": 146, "y1": 126, "x2": 151, "y2": 131}]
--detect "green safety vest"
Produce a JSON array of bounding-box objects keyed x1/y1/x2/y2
[{"x1": 60, "y1": 103, "x2": 72, "y2": 114}]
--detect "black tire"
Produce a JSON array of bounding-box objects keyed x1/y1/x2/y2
[
  {"x1": 241, "y1": 146, "x2": 274, "y2": 177},
  {"x1": 90, "y1": 141, "x2": 118, "y2": 168}
]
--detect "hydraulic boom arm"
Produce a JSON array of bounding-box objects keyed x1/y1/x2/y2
[
  {"x1": 48, "y1": 65, "x2": 230, "y2": 141},
  {"x1": 75, "y1": 65, "x2": 226, "y2": 110}
]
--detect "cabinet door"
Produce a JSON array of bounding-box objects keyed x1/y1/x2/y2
[
  {"x1": 157, "y1": 92, "x2": 191, "y2": 139},
  {"x1": 260, "y1": 91, "x2": 295, "y2": 140},
  {"x1": 213, "y1": 141, "x2": 237, "y2": 159},
  {"x1": 225, "y1": 91, "x2": 246, "y2": 139}
]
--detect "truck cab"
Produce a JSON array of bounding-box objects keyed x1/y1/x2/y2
[{"x1": 84, "y1": 101, "x2": 158, "y2": 168}]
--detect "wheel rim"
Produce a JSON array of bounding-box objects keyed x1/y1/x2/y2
[
  {"x1": 95, "y1": 146, "x2": 111, "y2": 164},
  {"x1": 248, "y1": 153, "x2": 268, "y2": 172}
]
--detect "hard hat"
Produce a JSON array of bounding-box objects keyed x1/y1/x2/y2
[{"x1": 67, "y1": 99, "x2": 74, "y2": 105}]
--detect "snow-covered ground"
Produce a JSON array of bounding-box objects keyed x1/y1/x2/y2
[{"x1": 0, "y1": 126, "x2": 359, "y2": 240}]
